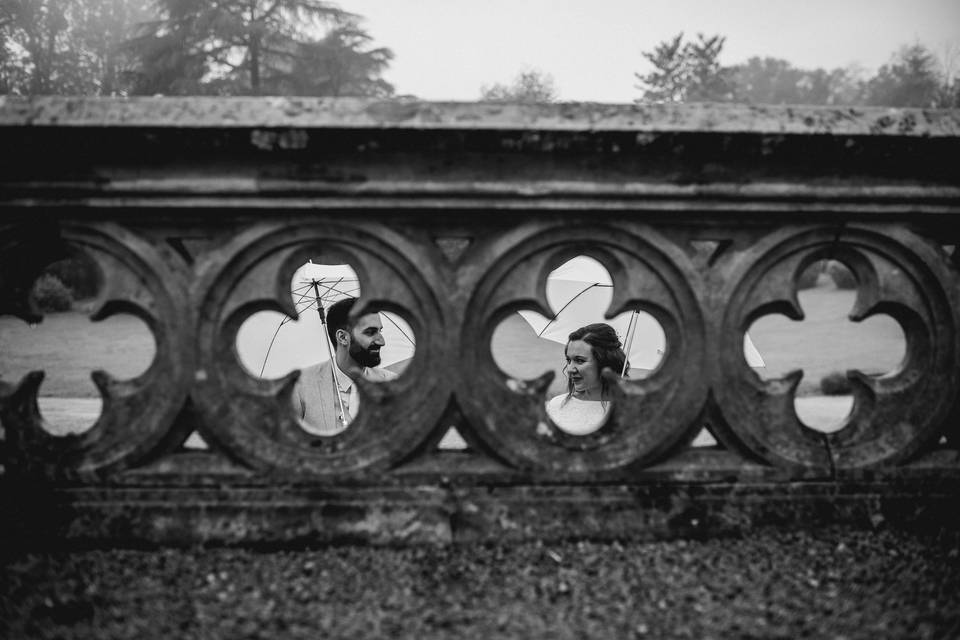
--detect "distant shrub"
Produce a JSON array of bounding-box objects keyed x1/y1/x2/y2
[
  {"x1": 44, "y1": 254, "x2": 100, "y2": 299},
  {"x1": 32, "y1": 274, "x2": 73, "y2": 312},
  {"x1": 796, "y1": 267, "x2": 821, "y2": 290},
  {"x1": 826, "y1": 261, "x2": 857, "y2": 289},
  {"x1": 820, "y1": 370, "x2": 852, "y2": 395}
]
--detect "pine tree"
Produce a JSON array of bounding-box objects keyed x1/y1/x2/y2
[
  {"x1": 121, "y1": 0, "x2": 393, "y2": 97},
  {"x1": 281, "y1": 22, "x2": 393, "y2": 97},
  {"x1": 864, "y1": 43, "x2": 942, "y2": 107},
  {"x1": 635, "y1": 33, "x2": 732, "y2": 103},
  {"x1": 634, "y1": 33, "x2": 687, "y2": 103},
  {"x1": 684, "y1": 34, "x2": 733, "y2": 102}
]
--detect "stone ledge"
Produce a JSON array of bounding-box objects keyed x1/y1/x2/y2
[
  {"x1": 3, "y1": 471, "x2": 957, "y2": 548},
  {"x1": 2, "y1": 97, "x2": 958, "y2": 137}
]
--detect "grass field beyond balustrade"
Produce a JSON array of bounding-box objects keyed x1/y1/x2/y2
[{"x1": 0, "y1": 284, "x2": 906, "y2": 399}]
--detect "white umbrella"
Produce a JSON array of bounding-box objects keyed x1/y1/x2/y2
[
  {"x1": 518, "y1": 256, "x2": 765, "y2": 371},
  {"x1": 236, "y1": 261, "x2": 416, "y2": 379}
]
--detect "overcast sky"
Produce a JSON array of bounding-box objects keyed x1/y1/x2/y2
[{"x1": 343, "y1": 0, "x2": 960, "y2": 102}]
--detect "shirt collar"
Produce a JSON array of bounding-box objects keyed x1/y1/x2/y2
[{"x1": 333, "y1": 358, "x2": 367, "y2": 390}]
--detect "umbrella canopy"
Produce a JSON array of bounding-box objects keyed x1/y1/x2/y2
[
  {"x1": 236, "y1": 262, "x2": 416, "y2": 378},
  {"x1": 518, "y1": 256, "x2": 765, "y2": 370}
]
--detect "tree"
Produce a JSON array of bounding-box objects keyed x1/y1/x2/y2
[
  {"x1": 863, "y1": 43, "x2": 942, "y2": 108},
  {"x1": 635, "y1": 32, "x2": 733, "y2": 103},
  {"x1": 634, "y1": 33, "x2": 686, "y2": 103},
  {"x1": 937, "y1": 77, "x2": 960, "y2": 108},
  {"x1": 122, "y1": 0, "x2": 392, "y2": 97},
  {"x1": 823, "y1": 65, "x2": 866, "y2": 105},
  {"x1": 72, "y1": 0, "x2": 156, "y2": 95},
  {"x1": 638, "y1": 35, "x2": 958, "y2": 107},
  {"x1": 277, "y1": 22, "x2": 393, "y2": 97},
  {"x1": 1, "y1": 0, "x2": 74, "y2": 94},
  {"x1": 684, "y1": 34, "x2": 734, "y2": 101},
  {"x1": 1, "y1": 0, "x2": 155, "y2": 95},
  {"x1": 729, "y1": 57, "x2": 864, "y2": 105},
  {"x1": 0, "y1": 3, "x2": 29, "y2": 92},
  {"x1": 480, "y1": 69, "x2": 558, "y2": 103}
]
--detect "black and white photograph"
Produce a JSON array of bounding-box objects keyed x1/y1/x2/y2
[{"x1": 2, "y1": 1, "x2": 959, "y2": 637}]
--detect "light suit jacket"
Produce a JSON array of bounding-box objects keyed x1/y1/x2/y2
[{"x1": 292, "y1": 360, "x2": 397, "y2": 436}]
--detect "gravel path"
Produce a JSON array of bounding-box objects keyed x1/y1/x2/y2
[{"x1": 3, "y1": 525, "x2": 959, "y2": 639}]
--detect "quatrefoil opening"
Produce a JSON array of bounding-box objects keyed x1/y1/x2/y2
[
  {"x1": 193, "y1": 222, "x2": 446, "y2": 476},
  {"x1": 1, "y1": 249, "x2": 156, "y2": 436},
  {"x1": 748, "y1": 258, "x2": 905, "y2": 433},
  {"x1": 492, "y1": 254, "x2": 665, "y2": 437},
  {"x1": 715, "y1": 226, "x2": 956, "y2": 472},
  {"x1": 0, "y1": 222, "x2": 194, "y2": 480},
  {"x1": 236, "y1": 259, "x2": 416, "y2": 440},
  {"x1": 459, "y1": 224, "x2": 711, "y2": 476}
]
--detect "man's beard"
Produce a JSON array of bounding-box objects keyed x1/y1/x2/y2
[{"x1": 349, "y1": 340, "x2": 381, "y2": 367}]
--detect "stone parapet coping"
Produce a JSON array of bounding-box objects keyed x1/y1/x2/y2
[{"x1": 1, "y1": 96, "x2": 958, "y2": 136}]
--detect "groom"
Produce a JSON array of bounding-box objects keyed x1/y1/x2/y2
[{"x1": 292, "y1": 297, "x2": 398, "y2": 435}]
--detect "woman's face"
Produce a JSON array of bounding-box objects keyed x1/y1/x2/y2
[{"x1": 565, "y1": 339, "x2": 601, "y2": 397}]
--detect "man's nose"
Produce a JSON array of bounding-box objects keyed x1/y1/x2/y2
[{"x1": 374, "y1": 333, "x2": 386, "y2": 346}]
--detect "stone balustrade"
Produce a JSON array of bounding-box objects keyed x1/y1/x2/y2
[{"x1": 1, "y1": 97, "x2": 959, "y2": 546}]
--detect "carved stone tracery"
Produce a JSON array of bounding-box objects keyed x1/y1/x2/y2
[
  {"x1": 1, "y1": 98, "x2": 958, "y2": 545},
  {"x1": 710, "y1": 225, "x2": 959, "y2": 473},
  {"x1": 1, "y1": 222, "x2": 193, "y2": 480},
  {"x1": 458, "y1": 222, "x2": 709, "y2": 475},
  {"x1": 191, "y1": 220, "x2": 449, "y2": 475}
]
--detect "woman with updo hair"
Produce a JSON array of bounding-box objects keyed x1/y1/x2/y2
[{"x1": 545, "y1": 322, "x2": 629, "y2": 435}]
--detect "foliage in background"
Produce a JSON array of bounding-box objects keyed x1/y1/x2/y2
[
  {"x1": 825, "y1": 261, "x2": 857, "y2": 290},
  {"x1": 796, "y1": 260, "x2": 857, "y2": 291},
  {"x1": 635, "y1": 33, "x2": 735, "y2": 103},
  {"x1": 0, "y1": 0, "x2": 153, "y2": 95},
  {"x1": 1, "y1": 0, "x2": 393, "y2": 97},
  {"x1": 480, "y1": 69, "x2": 559, "y2": 103},
  {"x1": 796, "y1": 263, "x2": 824, "y2": 290},
  {"x1": 729, "y1": 57, "x2": 864, "y2": 105},
  {"x1": 120, "y1": 0, "x2": 393, "y2": 97},
  {"x1": 820, "y1": 370, "x2": 853, "y2": 396},
  {"x1": 43, "y1": 254, "x2": 100, "y2": 299},
  {"x1": 862, "y1": 43, "x2": 955, "y2": 107},
  {"x1": 636, "y1": 33, "x2": 960, "y2": 108},
  {"x1": 2, "y1": 6, "x2": 956, "y2": 107},
  {"x1": 280, "y1": 22, "x2": 393, "y2": 97},
  {"x1": 31, "y1": 273, "x2": 73, "y2": 312},
  {"x1": 634, "y1": 34, "x2": 686, "y2": 103}
]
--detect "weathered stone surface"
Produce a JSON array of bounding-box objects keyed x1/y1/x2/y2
[
  {"x1": 2, "y1": 472, "x2": 958, "y2": 548},
  {"x1": 2, "y1": 96, "x2": 959, "y2": 136},
  {"x1": 1, "y1": 98, "x2": 958, "y2": 546}
]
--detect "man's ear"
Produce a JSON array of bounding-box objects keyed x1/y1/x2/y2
[{"x1": 336, "y1": 328, "x2": 350, "y2": 346}]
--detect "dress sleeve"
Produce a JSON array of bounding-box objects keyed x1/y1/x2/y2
[{"x1": 545, "y1": 394, "x2": 564, "y2": 423}]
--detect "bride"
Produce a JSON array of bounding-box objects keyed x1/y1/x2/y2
[{"x1": 545, "y1": 323, "x2": 628, "y2": 435}]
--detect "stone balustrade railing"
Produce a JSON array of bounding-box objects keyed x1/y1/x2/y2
[{"x1": 1, "y1": 97, "x2": 959, "y2": 546}]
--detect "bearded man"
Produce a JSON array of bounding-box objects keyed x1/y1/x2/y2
[{"x1": 292, "y1": 296, "x2": 398, "y2": 435}]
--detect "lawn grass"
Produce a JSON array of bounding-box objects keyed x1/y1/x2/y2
[
  {"x1": 0, "y1": 284, "x2": 905, "y2": 401},
  {"x1": 749, "y1": 285, "x2": 904, "y2": 393},
  {"x1": 0, "y1": 311, "x2": 156, "y2": 397}
]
